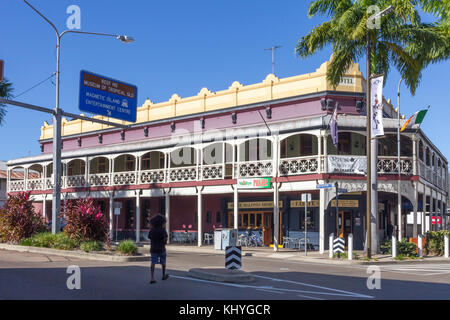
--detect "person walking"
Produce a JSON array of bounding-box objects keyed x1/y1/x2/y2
[{"x1": 148, "y1": 214, "x2": 169, "y2": 284}]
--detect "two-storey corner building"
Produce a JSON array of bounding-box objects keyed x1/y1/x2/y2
[{"x1": 6, "y1": 59, "x2": 449, "y2": 252}]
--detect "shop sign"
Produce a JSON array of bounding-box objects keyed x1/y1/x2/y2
[
  {"x1": 290, "y1": 200, "x2": 320, "y2": 208},
  {"x1": 330, "y1": 199, "x2": 359, "y2": 208},
  {"x1": 328, "y1": 155, "x2": 366, "y2": 174},
  {"x1": 237, "y1": 177, "x2": 271, "y2": 189},
  {"x1": 227, "y1": 201, "x2": 282, "y2": 209}
]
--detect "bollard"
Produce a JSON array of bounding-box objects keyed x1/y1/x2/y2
[
  {"x1": 418, "y1": 234, "x2": 423, "y2": 258},
  {"x1": 392, "y1": 235, "x2": 397, "y2": 258},
  {"x1": 329, "y1": 233, "x2": 334, "y2": 258},
  {"x1": 348, "y1": 234, "x2": 353, "y2": 261},
  {"x1": 445, "y1": 235, "x2": 449, "y2": 259}
]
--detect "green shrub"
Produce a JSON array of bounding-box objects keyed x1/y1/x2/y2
[
  {"x1": 425, "y1": 231, "x2": 450, "y2": 256},
  {"x1": 31, "y1": 232, "x2": 58, "y2": 248},
  {"x1": 20, "y1": 238, "x2": 34, "y2": 246},
  {"x1": 21, "y1": 232, "x2": 77, "y2": 250},
  {"x1": 80, "y1": 241, "x2": 104, "y2": 252},
  {"x1": 52, "y1": 233, "x2": 77, "y2": 250},
  {"x1": 117, "y1": 240, "x2": 138, "y2": 255},
  {"x1": 380, "y1": 238, "x2": 417, "y2": 257}
]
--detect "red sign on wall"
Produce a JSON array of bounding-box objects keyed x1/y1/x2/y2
[{"x1": 432, "y1": 216, "x2": 441, "y2": 225}]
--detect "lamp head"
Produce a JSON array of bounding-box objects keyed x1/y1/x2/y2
[{"x1": 117, "y1": 35, "x2": 134, "y2": 44}]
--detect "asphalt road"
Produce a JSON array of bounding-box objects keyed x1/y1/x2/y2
[{"x1": 1, "y1": 249, "x2": 449, "y2": 300}]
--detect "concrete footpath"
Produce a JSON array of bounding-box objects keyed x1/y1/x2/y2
[{"x1": 157, "y1": 244, "x2": 450, "y2": 266}]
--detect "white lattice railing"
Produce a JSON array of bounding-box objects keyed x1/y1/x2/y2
[
  {"x1": 169, "y1": 166, "x2": 198, "y2": 182},
  {"x1": 8, "y1": 180, "x2": 25, "y2": 192},
  {"x1": 27, "y1": 178, "x2": 44, "y2": 191},
  {"x1": 112, "y1": 171, "x2": 137, "y2": 185},
  {"x1": 279, "y1": 156, "x2": 319, "y2": 176},
  {"x1": 377, "y1": 157, "x2": 413, "y2": 175},
  {"x1": 201, "y1": 164, "x2": 224, "y2": 180},
  {"x1": 89, "y1": 173, "x2": 110, "y2": 187},
  {"x1": 235, "y1": 160, "x2": 273, "y2": 178},
  {"x1": 140, "y1": 169, "x2": 166, "y2": 184},
  {"x1": 65, "y1": 175, "x2": 86, "y2": 188}
]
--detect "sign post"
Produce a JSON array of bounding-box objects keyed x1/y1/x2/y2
[
  {"x1": 301, "y1": 193, "x2": 312, "y2": 256},
  {"x1": 114, "y1": 202, "x2": 122, "y2": 243},
  {"x1": 79, "y1": 70, "x2": 138, "y2": 122}
]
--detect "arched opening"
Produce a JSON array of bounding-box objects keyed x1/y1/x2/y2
[
  {"x1": 9, "y1": 166, "x2": 26, "y2": 192},
  {"x1": 27, "y1": 164, "x2": 44, "y2": 190},
  {"x1": 141, "y1": 151, "x2": 165, "y2": 170},
  {"x1": 377, "y1": 134, "x2": 413, "y2": 157},
  {"x1": 170, "y1": 147, "x2": 197, "y2": 168},
  {"x1": 280, "y1": 134, "x2": 318, "y2": 158},
  {"x1": 426, "y1": 147, "x2": 431, "y2": 166},
  {"x1": 90, "y1": 157, "x2": 109, "y2": 174},
  {"x1": 114, "y1": 154, "x2": 136, "y2": 172},
  {"x1": 202, "y1": 143, "x2": 233, "y2": 179},
  {"x1": 238, "y1": 138, "x2": 272, "y2": 162},
  {"x1": 327, "y1": 132, "x2": 366, "y2": 156},
  {"x1": 418, "y1": 140, "x2": 424, "y2": 160},
  {"x1": 67, "y1": 159, "x2": 85, "y2": 176}
]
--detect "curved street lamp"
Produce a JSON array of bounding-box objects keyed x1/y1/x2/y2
[{"x1": 24, "y1": 0, "x2": 134, "y2": 234}]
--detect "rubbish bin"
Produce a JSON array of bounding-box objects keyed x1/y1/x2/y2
[
  {"x1": 221, "y1": 228, "x2": 238, "y2": 250},
  {"x1": 214, "y1": 229, "x2": 223, "y2": 250}
]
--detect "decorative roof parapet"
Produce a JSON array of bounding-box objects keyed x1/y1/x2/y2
[{"x1": 40, "y1": 59, "x2": 365, "y2": 140}]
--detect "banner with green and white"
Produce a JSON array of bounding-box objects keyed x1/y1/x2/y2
[{"x1": 400, "y1": 107, "x2": 429, "y2": 132}]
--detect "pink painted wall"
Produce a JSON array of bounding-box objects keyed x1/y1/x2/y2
[{"x1": 41, "y1": 95, "x2": 362, "y2": 153}]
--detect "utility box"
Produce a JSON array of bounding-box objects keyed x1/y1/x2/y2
[
  {"x1": 221, "y1": 229, "x2": 237, "y2": 250},
  {"x1": 214, "y1": 229, "x2": 223, "y2": 250}
]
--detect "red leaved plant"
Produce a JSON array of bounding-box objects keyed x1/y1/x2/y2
[
  {"x1": 63, "y1": 198, "x2": 109, "y2": 244},
  {"x1": 0, "y1": 192, "x2": 47, "y2": 243}
]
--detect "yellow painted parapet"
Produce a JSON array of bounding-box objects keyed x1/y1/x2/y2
[{"x1": 40, "y1": 59, "x2": 365, "y2": 140}]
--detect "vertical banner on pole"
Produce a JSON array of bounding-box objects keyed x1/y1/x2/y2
[{"x1": 370, "y1": 76, "x2": 384, "y2": 138}]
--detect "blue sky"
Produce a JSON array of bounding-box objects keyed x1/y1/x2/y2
[{"x1": 1, "y1": 0, "x2": 449, "y2": 162}]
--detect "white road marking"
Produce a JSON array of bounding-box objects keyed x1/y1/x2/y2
[
  {"x1": 297, "y1": 294, "x2": 325, "y2": 300},
  {"x1": 171, "y1": 274, "x2": 373, "y2": 299},
  {"x1": 380, "y1": 264, "x2": 450, "y2": 276},
  {"x1": 252, "y1": 274, "x2": 374, "y2": 299}
]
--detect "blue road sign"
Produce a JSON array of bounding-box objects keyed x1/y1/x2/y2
[
  {"x1": 79, "y1": 70, "x2": 137, "y2": 122},
  {"x1": 316, "y1": 183, "x2": 333, "y2": 189},
  {"x1": 338, "y1": 188, "x2": 348, "y2": 194}
]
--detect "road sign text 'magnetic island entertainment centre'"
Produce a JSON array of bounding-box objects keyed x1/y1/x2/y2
[{"x1": 79, "y1": 70, "x2": 137, "y2": 122}]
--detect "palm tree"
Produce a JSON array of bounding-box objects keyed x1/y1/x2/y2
[
  {"x1": 296, "y1": 0, "x2": 449, "y2": 95},
  {"x1": 0, "y1": 79, "x2": 13, "y2": 125}
]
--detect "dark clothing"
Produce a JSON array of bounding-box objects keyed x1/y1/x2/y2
[
  {"x1": 150, "y1": 214, "x2": 166, "y2": 228},
  {"x1": 149, "y1": 227, "x2": 168, "y2": 254},
  {"x1": 387, "y1": 224, "x2": 394, "y2": 238}
]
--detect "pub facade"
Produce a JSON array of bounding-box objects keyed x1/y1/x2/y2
[{"x1": 6, "y1": 59, "x2": 448, "y2": 252}]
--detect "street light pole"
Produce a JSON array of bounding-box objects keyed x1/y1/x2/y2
[
  {"x1": 365, "y1": 5, "x2": 395, "y2": 258},
  {"x1": 365, "y1": 32, "x2": 372, "y2": 258},
  {"x1": 24, "y1": 0, "x2": 133, "y2": 234},
  {"x1": 397, "y1": 77, "x2": 403, "y2": 241}
]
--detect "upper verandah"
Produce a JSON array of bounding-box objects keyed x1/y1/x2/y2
[{"x1": 40, "y1": 59, "x2": 372, "y2": 140}]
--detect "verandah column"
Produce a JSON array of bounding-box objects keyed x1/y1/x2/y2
[
  {"x1": 319, "y1": 187, "x2": 325, "y2": 254},
  {"x1": 422, "y1": 187, "x2": 427, "y2": 234},
  {"x1": 135, "y1": 190, "x2": 141, "y2": 243},
  {"x1": 197, "y1": 187, "x2": 203, "y2": 247},
  {"x1": 109, "y1": 191, "x2": 114, "y2": 242},
  {"x1": 413, "y1": 181, "x2": 418, "y2": 238},
  {"x1": 165, "y1": 190, "x2": 171, "y2": 243},
  {"x1": 233, "y1": 186, "x2": 238, "y2": 230},
  {"x1": 273, "y1": 181, "x2": 279, "y2": 252}
]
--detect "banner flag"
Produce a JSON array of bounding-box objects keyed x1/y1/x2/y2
[{"x1": 370, "y1": 76, "x2": 384, "y2": 137}]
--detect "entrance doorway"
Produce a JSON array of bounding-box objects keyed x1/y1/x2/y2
[
  {"x1": 338, "y1": 211, "x2": 352, "y2": 241},
  {"x1": 227, "y1": 211, "x2": 280, "y2": 246}
]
